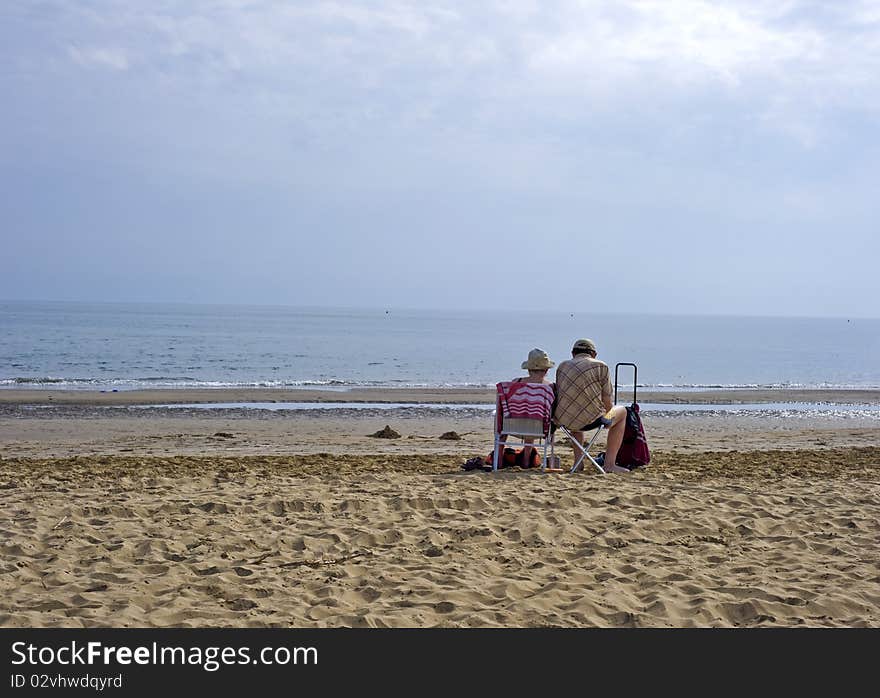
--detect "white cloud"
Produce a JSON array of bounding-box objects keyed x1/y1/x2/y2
[
  {"x1": 852, "y1": 0, "x2": 880, "y2": 24},
  {"x1": 13, "y1": 2, "x2": 880, "y2": 162},
  {"x1": 47, "y1": 3, "x2": 880, "y2": 102},
  {"x1": 68, "y1": 45, "x2": 129, "y2": 71}
]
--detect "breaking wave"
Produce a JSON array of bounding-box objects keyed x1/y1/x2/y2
[{"x1": 3, "y1": 377, "x2": 879, "y2": 391}]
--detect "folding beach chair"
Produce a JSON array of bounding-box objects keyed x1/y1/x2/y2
[
  {"x1": 553, "y1": 362, "x2": 641, "y2": 474},
  {"x1": 492, "y1": 381, "x2": 557, "y2": 472},
  {"x1": 555, "y1": 417, "x2": 611, "y2": 474}
]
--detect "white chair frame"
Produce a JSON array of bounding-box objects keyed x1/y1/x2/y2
[
  {"x1": 492, "y1": 396, "x2": 556, "y2": 472},
  {"x1": 556, "y1": 423, "x2": 607, "y2": 474}
]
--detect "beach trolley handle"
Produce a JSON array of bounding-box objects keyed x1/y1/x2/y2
[{"x1": 614, "y1": 362, "x2": 638, "y2": 405}]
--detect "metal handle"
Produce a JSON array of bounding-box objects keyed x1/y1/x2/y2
[{"x1": 614, "y1": 362, "x2": 638, "y2": 405}]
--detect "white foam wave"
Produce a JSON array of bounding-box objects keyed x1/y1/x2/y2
[{"x1": 2, "y1": 377, "x2": 879, "y2": 391}]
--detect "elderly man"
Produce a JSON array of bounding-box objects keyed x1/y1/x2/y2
[{"x1": 553, "y1": 338, "x2": 630, "y2": 473}]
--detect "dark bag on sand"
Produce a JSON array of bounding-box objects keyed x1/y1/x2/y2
[
  {"x1": 616, "y1": 403, "x2": 650, "y2": 469},
  {"x1": 488, "y1": 447, "x2": 541, "y2": 469},
  {"x1": 461, "y1": 448, "x2": 541, "y2": 471}
]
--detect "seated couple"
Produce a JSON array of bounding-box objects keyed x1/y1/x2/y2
[{"x1": 504, "y1": 340, "x2": 631, "y2": 474}]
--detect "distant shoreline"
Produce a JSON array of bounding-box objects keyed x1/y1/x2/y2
[{"x1": 2, "y1": 386, "x2": 879, "y2": 406}]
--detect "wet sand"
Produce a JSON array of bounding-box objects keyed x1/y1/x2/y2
[{"x1": 2, "y1": 386, "x2": 880, "y2": 406}]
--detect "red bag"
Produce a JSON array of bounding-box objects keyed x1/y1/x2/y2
[
  {"x1": 485, "y1": 448, "x2": 541, "y2": 469},
  {"x1": 615, "y1": 403, "x2": 650, "y2": 469}
]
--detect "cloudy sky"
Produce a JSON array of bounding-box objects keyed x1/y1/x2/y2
[{"x1": 2, "y1": 1, "x2": 879, "y2": 317}]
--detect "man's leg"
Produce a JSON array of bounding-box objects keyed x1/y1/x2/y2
[
  {"x1": 570, "y1": 428, "x2": 607, "y2": 472},
  {"x1": 603, "y1": 405, "x2": 629, "y2": 474},
  {"x1": 560, "y1": 430, "x2": 584, "y2": 471}
]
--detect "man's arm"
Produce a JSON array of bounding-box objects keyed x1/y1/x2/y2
[{"x1": 601, "y1": 369, "x2": 614, "y2": 413}]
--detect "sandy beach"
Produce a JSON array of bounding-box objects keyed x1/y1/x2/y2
[{"x1": 1, "y1": 388, "x2": 879, "y2": 627}]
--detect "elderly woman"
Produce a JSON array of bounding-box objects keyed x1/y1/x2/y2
[
  {"x1": 500, "y1": 348, "x2": 555, "y2": 468},
  {"x1": 515, "y1": 348, "x2": 555, "y2": 385}
]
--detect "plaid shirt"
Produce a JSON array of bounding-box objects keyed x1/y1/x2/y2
[{"x1": 553, "y1": 355, "x2": 612, "y2": 430}]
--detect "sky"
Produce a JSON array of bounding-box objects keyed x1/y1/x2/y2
[{"x1": 1, "y1": 1, "x2": 879, "y2": 317}]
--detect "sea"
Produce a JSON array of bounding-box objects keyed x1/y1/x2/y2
[{"x1": 1, "y1": 301, "x2": 878, "y2": 392}]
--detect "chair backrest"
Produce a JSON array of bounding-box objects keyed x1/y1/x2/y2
[
  {"x1": 501, "y1": 416, "x2": 547, "y2": 438},
  {"x1": 496, "y1": 381, "x2": 555, "y2": 436}
]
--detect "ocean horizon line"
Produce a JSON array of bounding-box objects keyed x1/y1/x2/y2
[{"x1": 2, "y1": 298, "x2": 878, "y2": 323}]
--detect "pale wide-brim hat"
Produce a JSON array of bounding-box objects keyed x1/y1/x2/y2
[{"x1": 522, "y1": 348, "x2": 555, "y2": 370}]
